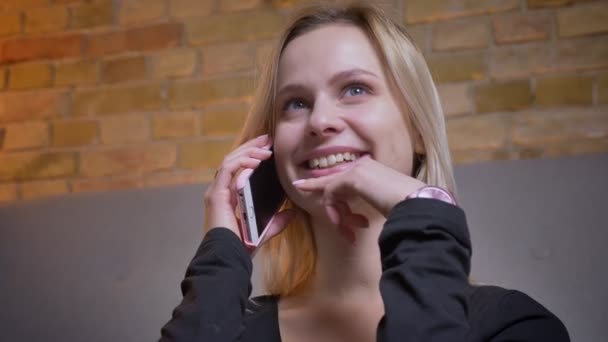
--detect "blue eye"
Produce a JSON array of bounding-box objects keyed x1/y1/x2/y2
[
  {"x1": 345, "y1": 85, "x2": 368, "y2": 97},
  {"x1": 283, "y1": 98, "x2": 309, "y2": 113}
]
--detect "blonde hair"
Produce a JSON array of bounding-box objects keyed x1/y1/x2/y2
[{"x1": 235, "y1": 3, "x2": 456, "y2": 297}]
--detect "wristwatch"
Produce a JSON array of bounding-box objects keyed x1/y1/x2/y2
[{"x1": 406, "y1": 186, "x2": 457, "y2": 205}]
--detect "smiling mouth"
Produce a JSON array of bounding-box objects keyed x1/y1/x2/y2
[{"x1": 306, "y1": 152, "x2": 362, "y2": 169}]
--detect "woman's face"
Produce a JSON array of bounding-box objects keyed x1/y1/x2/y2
[{"x1": 273, "y1": 23, "x2": 417, "y2": 214}]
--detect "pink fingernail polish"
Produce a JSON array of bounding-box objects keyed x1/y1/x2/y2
[{"x1": 292, "y1": 179, "x2": 305, "y2": 185}]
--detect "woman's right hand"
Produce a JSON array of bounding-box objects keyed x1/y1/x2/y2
[{"x1": 203, "y1": 134, "x2": 295, "y2": 252}]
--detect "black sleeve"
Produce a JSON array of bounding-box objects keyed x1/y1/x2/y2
[
  {"x1": 377, "y1": 198, "x2": 471, "y2": 342},
  {"x1": 490, "y1": 290, "x2": 570, "y2": 342},
  {"x1": 159, "y1": 228, "x2": 252, "y2": 342}
]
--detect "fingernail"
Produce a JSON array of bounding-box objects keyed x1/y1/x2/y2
[
  {"x1": 292, "y1": 179, "x2": 306, "y2": 185},
  {"x1": 261, "y1": 143, "x2": 272, "y2": 150}
]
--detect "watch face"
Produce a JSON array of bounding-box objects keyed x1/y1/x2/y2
[{"x1": 418, "y1": 186, "x2": 456, "y2": 205}]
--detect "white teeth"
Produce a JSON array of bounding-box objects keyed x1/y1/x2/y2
[
  {"x1": 307, "y1": 152, "x2": 362, "y2": 169},
  {"x1": 327, "y1": 154, "x2": 337, "y2": 166}
]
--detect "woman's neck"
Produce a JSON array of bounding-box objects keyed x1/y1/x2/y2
[{"x1": 306, "y1": 199, "x2": 386, "y2": 302}]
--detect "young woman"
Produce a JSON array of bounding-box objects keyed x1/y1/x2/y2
[{"x1": 159, "y1": 4, "x2": 569, "y2": 342}]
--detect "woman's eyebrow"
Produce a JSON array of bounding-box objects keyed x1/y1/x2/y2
[
  {"x1": 277, "y1": 68, "x2": 378, "y2": 97},
  {"x1": 328, "y1": 68, "x2": 379, "y2": 86},
  {"x1": 277, "y1": 83, "x2": 307, "y2": 98}
]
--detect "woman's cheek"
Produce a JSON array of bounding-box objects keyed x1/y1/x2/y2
[{"x1": 272, "y1": 146, "x2": 297, "y2": 202}]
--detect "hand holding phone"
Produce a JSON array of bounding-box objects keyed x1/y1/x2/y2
[{"x1": 235, "y1": 154, "x2": 287, "y2": 248}]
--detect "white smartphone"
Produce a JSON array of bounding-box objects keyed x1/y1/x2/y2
[{"x1": 235, "y1": 154, "x2": 286, "y2": 248}]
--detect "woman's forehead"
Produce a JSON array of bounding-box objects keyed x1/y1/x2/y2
[{"x1": 277, "y1": 24, "x2": 384, "y2": 84}]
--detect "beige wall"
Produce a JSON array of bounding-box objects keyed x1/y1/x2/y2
[{"x1": 0, "y1": 0, "x2": 607, "y2": 202}]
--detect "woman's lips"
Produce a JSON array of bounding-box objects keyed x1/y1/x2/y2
[{"x1": 300, "y1": 153, "x2": 369, "y2": 178}]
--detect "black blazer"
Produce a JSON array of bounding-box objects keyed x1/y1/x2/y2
[{"x1": 159, "y1": 199, "x2": 570, "y2": 341}]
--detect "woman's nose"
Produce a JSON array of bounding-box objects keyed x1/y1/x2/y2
[{"x1": 307, "y1": 102, "x2": 346, "y2": 137}]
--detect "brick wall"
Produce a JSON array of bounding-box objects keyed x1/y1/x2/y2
[{"x1": 0, "y1": 0, "x2": 607, "y2": 202}]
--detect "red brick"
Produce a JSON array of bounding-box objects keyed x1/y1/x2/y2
[
  {"x1": 493, "y1": 12, "x2": 551, "y2": 44},
  {"x1": 1, "y1": 34, "x2": 83, "y2": 63},
  {"x1": 200, "y1": 102, "x2": 248, "y2": 136},
  {"x1": 557, "y1": 2, "x2": 608, "y2": 37},
  {"x1": 70, "y1": 0, "x2": 114, "y2": 29},
  {"x1": 489, "y1": 44, "x2": 553, "y2": 80},
  {"x1": 0, "y1": 151, "x2": 77, "y2": 181},
  {"x1": 52, "y1": 120, "x2": 98, "y2": 147},
  {"x1": 405, "y1": 0, "x2": 519, "y2": 24},
  {"x1": 55, "y1": 60, "x2": 99, "y2": 86},
  {"x1": 219, "y1": 0, "x2": 264, "y2": 12},
  {"x1": 0, "y1": 89, "x2": 69, "y2": 124},
  {"x1": 450, "y1": 149, "x2": 512, "y2": 164},
  {"x1": 598, "y1": 74, "x2": 608, "y2": 104},
  {"x1": 87, "y1": 23, "x2": 182, "y2": 57},
  {"x1": 152, "y1": 112, "x2": 199, "y2": 139},
  {"x1": 21, "y1": 180, "x2": 69, "y2": 200},
  {"x1": 535, "y1": 138, "x2": 608, "y2": 159},
  {"x1": 124, "y1": 23, "x2": 182, "y2": 51},
  {"x1": 72, "y1": 83, "x2": 163, "y2": 116},
  {"x1": 178, "y1": 139, "x2": 234, "y2": 170},
  {"x1": 447, "y1": 113, "x2": 508, "y2": 150},
  {"x1": 119, "y1": 0, "x2": 166, "y2": 25},
  {"x1": 404, "y1": 25, "x2": 429, "y2": 51},
  {"x1": 102, "y1": 56, "x2": 147, "y2": 84},
  {"x1": 0, "y1": 68, "x2": 5, "y2": 90},
  {"x1": 54, "y1": 0, "x2": 84, "y2": 4},
  {"x1": 202, "y1": 43, "x2": 255, "y2": 75},
  {"x1": 72, "y1": 177, "x2": 144, "y2": 193},
  {"x1": 255, "y1": 41, "x2": 274, "y2": 72},
  {"x1": 99, "y1": 114, "x2": 149, "y2": 144},
  {"x1": 512, "y1": 108, "x2": 608, "y2": 147},
  {"x1": 432, "y1": 18, "x2": 489, "y2": 51},
  {"x1": 87, "y1": 31, "x2": 127, "y2": 57},
  {"x1": 25, "y1": 6, "x2": 68, "y2": 34},
  {"x1": 271, "y1": 0, "x2": 315, "y2": 8},
  {"x1": 0, "y1": 183, "x2": 18, "y2": 202},
  {"x1": 8, "y1": 62, "x2": 53, "y2": 90},
  {"x1": 150, "y1": 50, "x2": 198, "y2": 79},
  {"x1": 169, "y1": 77, "x2": 254, "y2": 109},
  {"x1": 437, "y1": 83, "x2": 472, "y2": 116},
  {"x1": 0, "y1": 0, "x2": 48, "y2": 12},
  {"x1": 1, "y1": 121, "x2": 49, "y2": 151},
  {"x1": 427, "y1": 52, "x2": 486, "y2": 83},
  {"x1": 80, "y1": 144, "x2": 177, "y2": 177},
  {"x1": 170, "y1": 0, "x2": 214, "y2": 19},
  {"x1": 536, "y1": 75, "x2": 593, "y2": 107},
  {"x1": 475, "y1": 81, "x2": 532, "y2": 113},
  {"x1": 556, "y1": 36, "x2": 608, "y2": 72},
  {"x1": 527, "y1": 0, "x2": 574, "y2": 8},
  {"x1": 0, "y1": 13, "x2": 22, "y2": 37},
  {"x1": 186, "y1": 11, "x2": 284, "y2": 45}
]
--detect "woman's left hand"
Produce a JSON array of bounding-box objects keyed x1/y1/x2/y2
[{"x1": 292, "y1": 155, "x2": 426, "y2": 236}]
